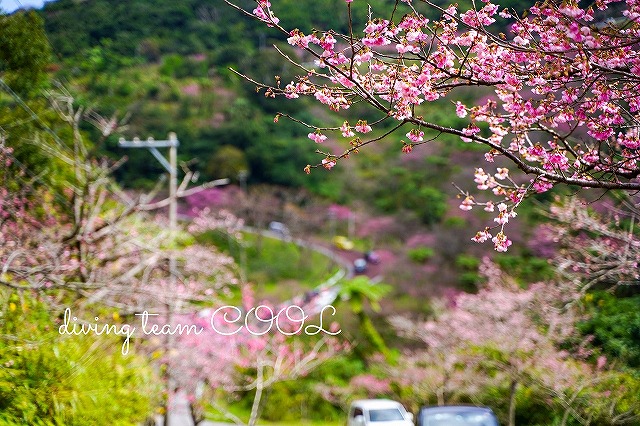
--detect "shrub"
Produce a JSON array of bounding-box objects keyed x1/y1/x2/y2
[
  {"x1": 407, "y1": 247, "x2": 435, "y2": 263},
  {"x1": 0, "y1": 291, "x2": 160, "y2": 425}
]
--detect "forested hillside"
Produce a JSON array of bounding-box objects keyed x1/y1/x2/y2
[{"x1": 26, "y1": 0, "x2": 512, "y2": 229}]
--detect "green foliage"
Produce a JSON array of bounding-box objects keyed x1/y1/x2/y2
[
  {"x1": 311, "y1": 355, "x2": 366, "y2": 386},
  {"x1": 196, "y1": 231, "x2": 337, "y2": 299},
  {"x1": 0, "y1": 291, "x2": 159, "y2": 425},
  {"x1": 407, "y1": 247, "x2": 435, "y2": 263},
  {"x1": 79, "y1": 40, "x2": 140, "y2": 75},
  {"x1": 43, "y1": 0, "x2": 217, "y2": 58},
  {"x1": 579, "y1": 292, "x2": 640, "y2": 368},
  {"x1": 455, "y1": 254, "x2": 482, "y2": 292},
  {"x1": 339, "y1": 277, "x2": 393, "y2": 314},
  {"x1": 455, "y1": 254, "x2": 481, "y2": 270},
  {"x1": 206, "y1": 145, "x2": 249, "y2": 181},
  {"x1": 494, "y1": 255, "x2": 554, "y2": 284},
  {"x1": 0, "y1": 11, "x2": 51, "y2": 96},
  {"x1": 583, "y1": 371, "x2": 640, "y2": 422},
  {"x1": 338, "y1": 277, "x2": 394, "y2": 361},
  {"x1": 40, "y1": 0, "x2": 538, "y2": 66},
  {"x1": 245, "y1": 135, "x2": 327, "y2": 188},
  {"x1": 443, "y1": 216, "x2": 467, "y2": 229},
  {"x1": 239, "y1": 44, "x2": 303, "y2": 114},
  {"x1": 241, "y1": 233, "x2": 335, "y2": 287},
  {"x1": 472, "y1": 383, "x2": 556, "y2": 426},
  {"x1": 159, "y1": 54, "x2": 207, "y2": 78},
  {"x1": 0, "y1": 95, "x2": 77, "y2": 204},
  {"x1": 259, "y1": 380, "x2": 342, "y2": 422},
  {"x1": 368, "y1": 166, "x2": 448, "y2": 225}
]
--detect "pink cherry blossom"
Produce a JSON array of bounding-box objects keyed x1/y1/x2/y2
[
  {"x1": 459, "y1": 196, "x2": 474, "y2": 211},
  {"x1": 492, "y1": 232, "x2": 512, "y2": 252},
  {"x1": 471, "y1": 230, "x2": 492, "y2": 243},
  {"x1": 533, "y1": 179, "x2": 554, "y2": 193},
  {"x1": 322, "y1": 158, "x2": 337, "y2": 169},
  {"x1": 355, "y1": 120, "x2": 372, "y2": 133},
  {"x1": 308, "y1": 132, "x2": 327, "y2": 143},
  {"x1": 406, "y1": 129, "x2": 424, "y2": 143},
  {"x1": 401, "y1": 143, "x2": 413, "y2": 154},
  {"x1": 340, "y1": 121, "x2": 355, "y2": 137}
]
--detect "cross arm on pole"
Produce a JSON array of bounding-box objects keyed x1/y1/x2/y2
[
  {"x1": 148, "y1": 146, "x2": 172, "y2": 174},
  {"x1": 118, "y1": 134, "x2": 179, "y2": 148},
  {"x1": 118, "y1": 134, "x2": 180, "y2": 174}
]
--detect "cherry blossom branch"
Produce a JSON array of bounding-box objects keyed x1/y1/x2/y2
[{"x1": 226, "y1": 0, "x2": 640, "y2": 250}]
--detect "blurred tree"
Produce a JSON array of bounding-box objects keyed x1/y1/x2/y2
[
  {"x1": 206, "y1": 144, "x2": 249, "y2": 182},
  {"x1": 0, "y1": 11, "x2": 51, "y2": 96},
  {"x1": 338, "y1": 277, "x2": 393, "y2": 361}
]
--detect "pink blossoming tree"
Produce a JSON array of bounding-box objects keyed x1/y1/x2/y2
[
  {"x1": 549, "y1": 196, "x2": 640, "y2": 292},
  {"x1": 390, "y1": 258, "x2": 640, "y2": 425},
  {"x1": 167, "y1": 288, "x2": 346, "y2": 425},
  {"x1": 0, "y1": 92, "x2": 238, "y2": 313},
  {"x1": 391, "y1": 259, "x2": 583, "y2": 426},
  {"x1": 228, "y1": 0, "x2": 640, "y2": 250},
  {"x1": 1, "y1": 92, "x2": 241, "y2": 422}
]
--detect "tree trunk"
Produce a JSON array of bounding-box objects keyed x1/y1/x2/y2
[
  {"x1": 508, "y1": 379, "x2": 518, "y2": 426},
  {"x1": 437, "y1": 372, "x2": 449, "y2": 406},
  {"x1": 248, "y1": 363, "x2": 264, "y2": 426},
  {"x1": 190, "y1": 401, "x2": 203, "y2": 426},
  {"x1": 437, "y1": 387, "x2": 445, "y2": 406},
  {"x1": 560, "y1": 406, "x2": 570, "y2": 426}
]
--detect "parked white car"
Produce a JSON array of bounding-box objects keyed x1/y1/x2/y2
[
  {"x1": 347, "y1": 399, "x2": 414, "y2": 426},
  {"x1": 268, "y1": 221, "x2": 290, "y2": 238}
]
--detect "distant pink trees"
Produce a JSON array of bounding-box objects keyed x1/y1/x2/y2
[
  {"x1": 0, "y1": 122, "x2": 237, "y2": 316},
  {"x1": 392, "y1": 260, "x2": 576, "y2": 425},
  {"x1": 0, "y1": 145, "x2": 68, "y2": 293},
  {"x1": 549, "y1": 197, "x2": 640, "y2": 292},
  {"x1": 349, "y1": 374, "x2": 392, "y2": 397},
  {"x1": 0, "y1": 93, "x2": 257, "y2": 422},
  {"x1": 167, "y1": 288, "x2": 346, "y2": 425},
  {"x1": 1, "y1": 96, "x2": 244, "y2": 425},
  {"x1": 390, "y1": 258, "x2": 639, "y2": 425},
  {"x1": 229, "y1": 0, "x2": 640, "y2": 250}
]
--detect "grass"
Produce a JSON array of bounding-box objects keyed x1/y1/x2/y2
[{"x1": 197, "y1": 230, "x2": 340, "y2": 301}]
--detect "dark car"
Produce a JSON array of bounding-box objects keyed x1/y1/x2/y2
[
  {"x1": 364, "y1": 251, "x2": 380, "y2": 264},
  {"x1": 416, "y1": 406, "x2": 499, "y2": 426}
]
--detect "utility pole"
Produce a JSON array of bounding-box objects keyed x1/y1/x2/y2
[
  {"x1": 119, "y1": 133, "x2": 179, "y2": 426},
  {"x1": 119, "y1": 133, "x2": 229, "y2": 425},
  {"x1": 348, "y1": 212, "x2": 355, "y2": 240},
  {"x1": 119, "y1": 133, "x2": 179, "y2": 233}
]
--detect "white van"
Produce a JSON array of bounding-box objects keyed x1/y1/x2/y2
[{"x1": 347, "y1": 399, "x2": 414, "y2": 426}]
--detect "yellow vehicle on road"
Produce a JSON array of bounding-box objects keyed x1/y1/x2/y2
[{"x1": 332, "y1": 235, "x2": 354, "y2": 250}]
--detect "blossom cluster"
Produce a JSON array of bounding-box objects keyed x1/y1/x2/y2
[{"x1": 246, "y1": 0, "x2": 640, "y2": 250}]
